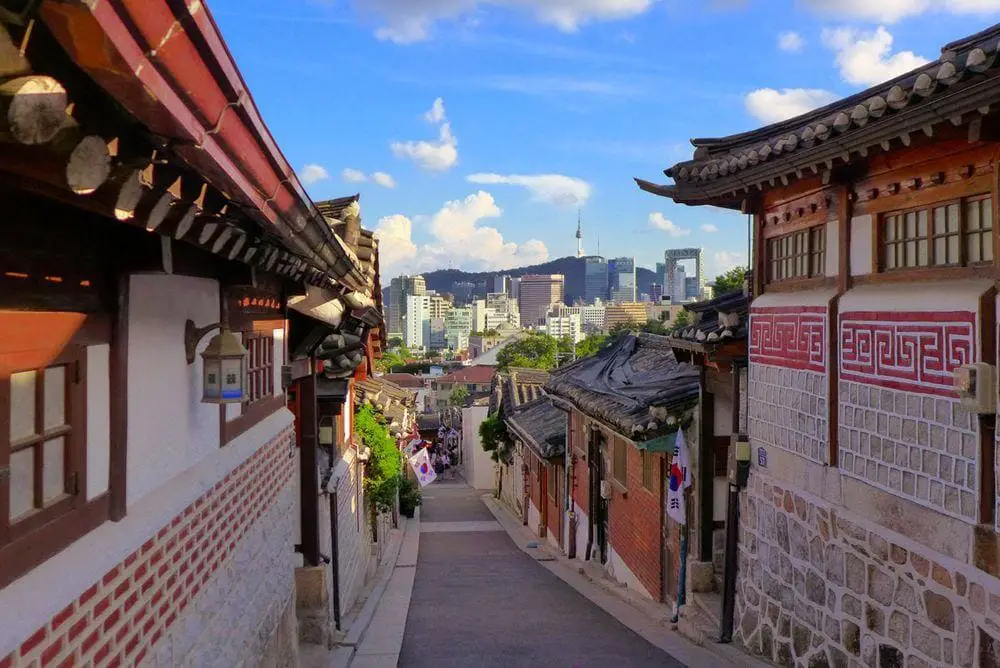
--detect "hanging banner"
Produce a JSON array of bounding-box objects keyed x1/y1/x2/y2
[
  {"x1": 404, "y1": 438, "x2": 423, "y2": 458},
  {"x1": 667, "y1": 429, "x2": 692, "y2": 525},
  {"x1": 408, "y1": 448, "x2": 437, "y2": 487}
]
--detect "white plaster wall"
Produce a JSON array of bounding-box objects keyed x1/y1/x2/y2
[
  {"x1": 825, "y1": 218, "x2": 839, "y2": 277},
  {"x1": 607, "y1": 545, "x2": 654, "y2": 600},
  {"x1": 528, "y1": 500, "x2": 541, "y2": 537},
  {"x1": 714, "y1": 393, "x2": 732, "y2": 436},
  {"x1": 571, "y1": 503, "x2": 589, "y2": 561},
  {"x1": 127, "y1": 273, "x2": 220, "y2": 506},
  {"x1": 753, "y1": 288, "x2": 838, "y2": 309},
  {"x1": 849, "y1": 214, "x2": 873, "y2": 276},
  {"x1": 86, "y1": 344, "x2": 110, "y2": 501},
  {"x1": 272, "y1": 328, "x2": 284, "y2": 394},
  {"x1": 461, "y1": 405, "x2": 492, "y2": 490},
  {"x1": 714, "y1": 478, "x2": 728, "y2": 522},
  {"x1": 0, "y1": 409, "x2": 294, "y2": 657}
]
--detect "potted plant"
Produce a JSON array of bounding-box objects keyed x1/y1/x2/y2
[{"x1": 399, "y1": 477, "x2": 422, "y2": 518}]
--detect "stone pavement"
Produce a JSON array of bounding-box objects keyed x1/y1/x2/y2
[{"x1": 397, "y1": 479, "x2": 703, "y2": 668}]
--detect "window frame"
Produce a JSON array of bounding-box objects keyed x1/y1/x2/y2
[
  {"x1": 766, "y1": 224, "x2": 827, "y2": 284},
  {"x1": 876, "y1": 194, "x2": 993, "y2": 273},
  {"x1": 0, "y1": 314, "x2": 112, "y2": 589},
  {"x1": 612, "y1": 436, "x2": 627, "y2": 489},
  {"x1": 220, "y1": 325, "x2": 286, "y2": 446},
  {"x1": 641, "y1": 450, "x2": 654, "y2": 492}
]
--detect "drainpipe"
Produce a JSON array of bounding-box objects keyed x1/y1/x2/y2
[
  {"x1": 720, "y1": 361, "x2": 744, "y2": 643},
  {"x1": 324, "y1": 472, "x2": 343, "y2": 632},
  {"x1": 567, "y1": 453, "x2": 577, "y2": 559}
]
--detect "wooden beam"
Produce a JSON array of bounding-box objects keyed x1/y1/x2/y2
[
  {"x1": 298, "y1": 369, "x2": 320, "y2": 566},
  {"x1": 0, "y1": 75, "x2": 67, "y2": 145},
  {"x1": 109, "y1": 273, "x2": 129, "y2": 521}
]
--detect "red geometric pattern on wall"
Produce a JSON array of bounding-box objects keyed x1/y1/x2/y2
[
  {"x1": 749, "y1": 306, "x2": 827, "y2": 373},
  {"x1": 839, "y1": 311, "x2": 976, "y2": 397}
]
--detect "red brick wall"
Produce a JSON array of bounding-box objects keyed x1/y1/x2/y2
[
  {"x1": 570, "y1": 411, "x2": 588, "y2": 513},
  {"x1": 1, "y1": 427, "x2": 296, "y2": 668},
  {"x1": 607, "y1": 435, "x2": 664, "y2": 601}
]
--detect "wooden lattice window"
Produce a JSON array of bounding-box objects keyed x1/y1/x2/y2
[
  {"x1": 881, "y1": 195, "x2": 992, "y2": 270},
  {"x1": 244, "y1": 332, "x2": 274, "y2": 406},
  {"x1": 613, "y1": 437, "x2": 627, "y2": 487},
  {"x1": 2, "y1": 346, "x2": 85, "y2": 542},
  {"x1": 641, "y1": 450, "x2": 654, "y2": 490},
  {"x1": 767, "y1": 225, "x2": 826, "y2": 282}
]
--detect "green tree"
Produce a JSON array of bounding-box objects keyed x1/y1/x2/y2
[
  {"x1": 714, "y1": 266, "x2": 748, "y2": 296},
  {"x1": 479, "y1": 413, "x2": 513, "y2": 463},
  {"x1": 387, "y1": 336, "x2": 404, "y2": 348},
  {"x1": 670, "y1": 309, "x2": 692, "y2": 333},
  {"x1": 575, "y1": 332, "x2": 608, "y2": 359},
  {"x1": 495, "y1": 333, "x2": 559, "y2": 372},
  {"x1": 642, "y1": 319, "x2": 669, "y2": 335},
  {"x1": 449, "y1": 386, "x2": 470, "y2": 407},
  {"x1": 354, "y1": 405, "x2": 402, "y2": 513}
]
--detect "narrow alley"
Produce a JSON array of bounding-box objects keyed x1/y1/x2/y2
[{"x1": 397, "y1": 480, "x2": 686, "y2": 668}]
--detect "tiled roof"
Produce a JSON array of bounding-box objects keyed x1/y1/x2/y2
[
  {"x1": 670, "y1": 291, "x2": 749, "y2": 346},
  {"x1": 506, "y1": 397, "x2": 567, "y2": 460},
  {"x1": 546, "y1": 333, "x2": 699, "y2": 441},
  {"x1": 502, "y1": 367, "x2": 548, "y2": 412},
  {"x1": 637, "y1": 24, "x2": 1000, "y2": 207},
  {"x1": 437, "y1": 365, "x2": 497, "y2": 384},
  {"x1": 382, "y1": 373, "x2": 425, "y2": 389}
]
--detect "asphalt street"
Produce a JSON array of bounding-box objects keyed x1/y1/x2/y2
[{"x1": 398, "y1": 481, "x2": 687, "y2": 668}]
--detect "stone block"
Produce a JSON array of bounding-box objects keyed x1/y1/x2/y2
[
  {"x1": 792, "y1": 622, "x2": 812, "y2": 658},
  {"x1": 888, "y1": 610, "x2": 909, "y2": 644},
  {"x1": 843, "y1": 594, "x2": 862, "y2": 619},
  {"x1": 957, "y1": 607, "x2": 975, "y2": 667},
  {"x1": 687, "y1": 559, "x2": 715, "y2": 594},
  {"x1": 894, "y1": 578, "x2": 920, "y2": 615},
  {"x1": 911, "y1": 621, "x2": 941, "y2": 661},
  {"x1": 877, "y1": 645, "x2": 903, "y2": 668},
  {"x1": 843, "y1": 620, "x2": 861, "y2": 655},
  {"x1": 294, "y1": 566, "x2": 329, "y2": 609},
  {"x1": 868, "y1": 565, "x2": 893, "y2": 605},
  {"x1": 865, "y1": 602, "x2": 885, "y2": 634}
]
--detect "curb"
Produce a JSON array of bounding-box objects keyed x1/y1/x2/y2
[{"x1": 331, "y1": 508, "x2": 420, "y2": 668}]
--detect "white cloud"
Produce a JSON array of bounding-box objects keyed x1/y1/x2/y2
[
  {"x1": 701, "y1": 224, "x2": 719, "y2": 233},
  {"x1": 711, "y1": 250, "x2": 747, "y2": 277},
  {"x1": 342, "y1": 168, "x2": 367, "y2": 183},
  {"x1": 649, "y1": 213, "x2": 690, "y2": 237},
  {"x1": 365, "y1": 0, "x2": 658, "y2": 43},
  {"x1": 822, "y1": 26, "x2": 929, "y2": 87},
  {"x1": 392, "y1": 99, "x2": 459, "y2": 171},
  {"x1": 466, "y1": 173, "x2": 592, "y2": 207},
  {"x1": 800, "y1": 0, "x2": 1000, "y2": 23},
  {"x1": 423, "y1": 97, "x2": 447, "y2": 123},
  {"x1": 778, "y1": 31, "x2": 804, "y2": 52},
  {"x1": 744, "y1": 88, "x2": 839, "y2": 124},
  {"x1": 372, "y1": 172, "x2": 397, "y2": 188},
  {"x1": 373, "y1": 214, "x2": 419, "y2": 269},
  {"x1": 373, "y1": 191, "x2": 549, "y2": 274},
  {"x1": 300, "y1": 163, "x2": 329, "y2": 185}
]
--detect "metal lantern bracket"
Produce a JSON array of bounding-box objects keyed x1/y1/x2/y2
[{"x1": 185, "y1": 319, "x2": 221, "y2": 364}]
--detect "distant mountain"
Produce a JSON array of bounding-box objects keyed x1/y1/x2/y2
[{"x1": 385, "y1": 257, "x2": 661, "y2": 305}]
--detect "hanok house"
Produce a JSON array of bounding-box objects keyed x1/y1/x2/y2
[
  {"x1": 665, "y1": 291, "x2": 750, "y2": 625},
  {"x1": 546, "y1": 334, "x2": 699, "y2": 601},
  {"x1": 489, "y1": 367, "x2": 549, "y2": 521},
  {"x1": 0, "y1": 1, "x2": 372, "y2": 665},
  {"x1": 505, "y1": 396, "x2": 567, "y2": 551},
  {"x1": 284, "y1": 195, "x2": 392, "y2": 646},
  {"x1": 430, "y1": 365, "x2": 496, "y2": 410},
  {"x1": 638, "y1": 23, "x2": 1000, "y2": 667}
]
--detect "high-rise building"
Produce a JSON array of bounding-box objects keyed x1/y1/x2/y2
[
  {"x1": 519, "y1": 274, "x2": 564, "y2": 327},
  {"x1": 486, "y1": 292, "x2": 520, "y2": 329},
  {"x1": 428, "y1": 317, "x2": 447, "y2": 350},
  {"x1": 604, "y1": 302, "x2": 649, "y2": 330},
  {"x1": 655, "y1": 261, "x2": 666, "y2": 287},
  {"x1": 545, "y1": 312, "x2": 583, "y2": 344},
  {"x1": 491, "y1": 274, "x2": 511, "y2": 295},
  {"x1": 387, "y1": 275, "x2": 426, "y2": 334},
  {"x1": 609, "y1": 257, "x2": 636, "y2": 303},
  {"x1": 444, "y1": 307, "x2": 473, "y2": 351},
  {"x1": 509, "y1": 277, "x2": 521, "y2": 300},
  {"x1": 429, "y1": 294, "x2": 451, "y2": 319},
  {"x1": 404, "y1": 294, "x2": 431, "y2": 350},
  {"x1": 650, "y1": 283, "x2": 663, "y2": 303},
  {"x1": 552, "y1": 302, "x2": 606, "y2": 334},
  {"x1": 664, "y1": 248, "x2": 704, "y2": 303},
  {"x1": 451, "y1": 281, "x2": 476, "y2": 304},
  {"x1": 584, "y1": 257, "x2": 609, "y2": 304}
]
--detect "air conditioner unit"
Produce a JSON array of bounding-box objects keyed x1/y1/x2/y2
[{"x1": 954, "y1": 363, "x2": 996, "y2": 414}]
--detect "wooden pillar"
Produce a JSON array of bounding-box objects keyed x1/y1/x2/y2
[
  {"x1": 698, "y1": 365, "x2": 714, "y2": 562},
  {"x1": 299, "y1": 366, "x2": 320, "y2": 566}
]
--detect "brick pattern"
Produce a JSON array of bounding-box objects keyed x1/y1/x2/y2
[
  {"x1": 748, "y1": 363, "x2": 829, "y2": 464},
  {"x1": 333, "y1": 448, "x2": 373, "y2": 618},
  {"x1": 839, "y1": 381, "x2": 978, "y2": 522},
  {"x1": 736, "y1": 469, "x2": 1000, "y2": 668},
  {"x1": 607, "y1": 435, "x2": 662, "y2": 600},
  {"x1": 2, "y1": 426, "x2": 296, "y2": 668}
]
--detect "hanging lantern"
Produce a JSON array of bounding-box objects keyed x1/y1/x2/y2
[
  {"x1": 319, "y1": 416, "x2": 335, "y2": 446},
  {"x1": 201, "y1": 329, "x2": 248, "y2": 404}
]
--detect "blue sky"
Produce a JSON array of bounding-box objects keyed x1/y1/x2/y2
[{"x1": 210, "y1": 0, "x2": 1000, "y2": 280}]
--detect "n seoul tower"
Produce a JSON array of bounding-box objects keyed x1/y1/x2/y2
[{"x1": 576, "y1": 209, "x2": 584, "y2": 258}]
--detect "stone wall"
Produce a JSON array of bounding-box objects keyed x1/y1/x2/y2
[
  {"x1": 332, "y1": 447, "x2": 374, "y2": 618},
  {"x1": 748, "y1": 363, "x2": 829, "y2": 464},
  {"x1": 736, "y1": 468, "x2": 1000, "y2": 668},
  {"x1": 2, "y1": 424, "x2": 298, "y2": 667},
  {"x1": 839, "y1": 380, "x2": 979, "y2": 522}
]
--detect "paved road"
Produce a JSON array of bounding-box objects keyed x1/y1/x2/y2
[{"x1": 398, "y1": 480, "x2": 687, "y2": 668}]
